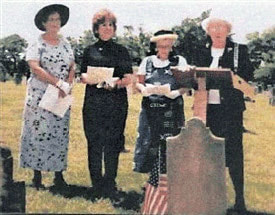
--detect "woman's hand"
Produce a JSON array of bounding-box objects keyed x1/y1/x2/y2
[
  {"x1": 56, "y1": 79, "x2": 72, "y2": 95},
  {"x1": 80, "y1": 73, "x2": 98, "y2": 85},
  {"x1": 58, "y1": 89, "x2": 66, "y2": 98},
  {"x1": 165, "y1": 90, "x2": 181, "y2": 99},
  {"x1": 184, "y1": 65, "x2": 196, "y2": 72},
  {"x1": 178, "y1": 88, "x2": 188, "y2": 95},
  {"x1": 116, "y1": 74, "x2": 133, "y2": 88}
]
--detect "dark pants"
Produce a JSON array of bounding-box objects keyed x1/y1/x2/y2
[
  {"x1": 207, "y1": 102, "x2": 245, "y2": 205},
  {"x1": 87, "y1": 140, "x2": 120, "y2": 188},
  {"x1": 225, "y1": 124, "x2": 245, "y2": 204},
  {"x1": 83, "y1": 92, "x2": 128, "y2": 188}
]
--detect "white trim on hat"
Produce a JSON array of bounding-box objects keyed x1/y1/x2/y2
[{"x1": 150, "y1": 34, "x2": 178, "y2": 42}]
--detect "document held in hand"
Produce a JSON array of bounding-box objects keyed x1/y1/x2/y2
[
  {"x1": 39, "y1": 85, "x2": 73, "y2": 118},
  {"x1": 145, "y1": 83, "x2": 171, "y2": 95},
  {"x1": 86, "y1": 66, "x2": 114, "y2": 84}
]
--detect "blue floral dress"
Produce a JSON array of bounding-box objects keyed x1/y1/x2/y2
[{"x1": 19, "y1": 35, "x2": 74, "y2": 171}]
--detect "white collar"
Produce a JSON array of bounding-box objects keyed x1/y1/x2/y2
[
  {"x1": 211, "y1": 47, "x2": 224, "y2": 58},
  {"x1": 151, "y1": 55, "x2": 170, "y2": 68}
]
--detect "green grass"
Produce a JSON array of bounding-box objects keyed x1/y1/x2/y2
[{"x1": 1, "y1": 81, "x2": 275, "y2": 214}]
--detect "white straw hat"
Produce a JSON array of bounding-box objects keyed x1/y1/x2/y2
[{"x1": 150, "y1": 30, "x2": 178, "y2": 43}]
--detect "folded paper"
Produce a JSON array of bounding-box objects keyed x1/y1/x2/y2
[
  {"x1": 39, "y1": 85, "x2": 73, "y2": 118},
  {"x1": 86, "y1": 66, "x2": 114, "y2": 84}
]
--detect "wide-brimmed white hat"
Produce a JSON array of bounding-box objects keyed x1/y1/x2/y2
[{"x1": 150, "y1": 30, "x2": 178, "y2": 42}]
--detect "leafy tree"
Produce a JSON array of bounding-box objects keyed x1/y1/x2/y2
[
  {"x1": 172, "y1": 9, "x2": 211, "y2": 65},
  {"x1": 247, "y1": 27, "x2": 275, "y2": 85},
  {"x1": 0, "y1": 62, "x2": 8, "y2": 82},
  {"x1": 116, "y1": 25, "x2": 151, "y2": 65},
  {"x1": 0, "y1": 34, "x2": 28, "y2": 83}
]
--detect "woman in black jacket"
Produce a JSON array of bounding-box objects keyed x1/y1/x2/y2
[
  {"x1": 81, "y1": 9, "x2": 132, "y2": 198},
  {"x1": 195, "y1": 17, "x2": 254, "y2": 213}
]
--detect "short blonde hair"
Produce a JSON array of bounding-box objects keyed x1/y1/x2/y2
[
  {"x1": 92, "y1": 9, "x2": 117, "y2": 38},
  {"x1": 203, "y1": 18, "x2": 232, "y2": 34}
]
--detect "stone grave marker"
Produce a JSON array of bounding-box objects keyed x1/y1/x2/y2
[
  {"x1": 0, "y1": 145, "x2": 25, "y2": 213},
  {"x1": 167, "y1": 118, "x2": 226, "y2": 215}
]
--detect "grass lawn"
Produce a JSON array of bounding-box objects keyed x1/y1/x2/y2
[{"x1": 1, "y1": 81, "x2": 275, "y2": 214}]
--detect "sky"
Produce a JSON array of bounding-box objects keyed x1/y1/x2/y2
[{"x1": 1, "y1": 0, "x2": 275, "y2": 44}]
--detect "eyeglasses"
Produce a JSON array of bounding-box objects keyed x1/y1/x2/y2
[
  {"x1": 156, "y1": 45, "x2": 173, "y2": 50},
  {"x1": 47, "y1": 18, "x2": 61, "y2": 23},
  {"x1": 208, "y1": 25, "x2": 228, "y2": 32}
]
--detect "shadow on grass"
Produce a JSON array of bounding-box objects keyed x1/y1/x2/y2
[
  {"x1": 47, "y1": 185, "x2": 274, "y2": 214},
  {"x1": 48, "y1": 184, "x2": 91, "y2": 200},
  {"x1": 109, "y1": 190, "x2": 144, "y2": 212},
  {"x1": 48, "y1": 184, "x2": 144, "y2": 212},
  {"x1": 243, "y1": 127, "x2": 257, "y2": 135}
]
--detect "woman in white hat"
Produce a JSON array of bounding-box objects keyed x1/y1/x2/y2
[
  {"x1": 195, "y1": 16, "x2": 254, "y2": 213},
  {"x1": 19, "y1": 4, "x2": 75, "y2": 190},
  {"x1": 133, "y1": 30, "x2": 188, "y2": 203}
]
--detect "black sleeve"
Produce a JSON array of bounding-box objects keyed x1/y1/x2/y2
[
  {"x1": 193, "y1": 45, "x2": 207, "y2": 67},
  {"x1": 238, "y1": 45, "x2": 254, "y2": 82},
  {"x1": 117, "y1": 46, "x2": 133, "y2": 77},
  {"x1": 80, "y1": 47, "x2": 90, "y2": 74}
]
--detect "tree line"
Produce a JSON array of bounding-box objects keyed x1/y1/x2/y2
[{"x1": 0, "y1": 11, "x2": 274, "y2": 87}]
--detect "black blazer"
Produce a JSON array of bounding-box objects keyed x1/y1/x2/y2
[
  {"x1": 196, "y1": 38, "x2": 254, "y2": 82},
  {"x1": 193, "y1": 38, "x2": 254, "y2": 137}
]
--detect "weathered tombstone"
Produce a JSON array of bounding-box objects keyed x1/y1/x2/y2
[
  {"x1": 254, "y1": 86, "x2": 259, "y2": 95},
  {"x1": 167, "y1": 118, "x2": 226, "y2": 215},
  {"x1": 0, "y1": 145, "x2": 25, "y2": 213},
  {"x1": 257, "y1": 84, "x2": 263, "y2": 93},
  {"x1": 269, "y1": 87, "x2": 275, "y2": 106}
]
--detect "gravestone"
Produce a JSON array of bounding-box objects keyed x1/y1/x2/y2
[
  {"x1": 167, "y1": 118, "x2": 226, "y2": 215},
  {"x1": 0, "y1": 146, "x2": 25, "y2": 213},
  {"x1": 269, "y1": 87, "x2": 275, "y2": 106},
  {"x1": 254, "y1": 86, "x2": 259, "y2": 95},
  {"x1": 257, "y1": 84, "x2": 263, "y2": 93}
]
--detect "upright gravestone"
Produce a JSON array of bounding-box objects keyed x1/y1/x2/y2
[
  {"x1": 269, "y1": 87, "x2": 275, "y2": 106},
  {"x1": 257, "y1": 84, "x2": 263, "y2": 94},
  {"x1": 167, "y1": 118, "x2": 226, "y2": 215},
  {"x1": 0, "y1": 146, "x2": 25, "y2": 213}
]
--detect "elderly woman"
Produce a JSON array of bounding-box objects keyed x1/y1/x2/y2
[
  {"x1": 133, "y1": 30, "x2": 187, "y2": 192},
  {"x1": 81, "y1": 9, "x2": 132, "y2": 198},
  {"x1": 19, "y1": 4, "x2": 75, "y2": 190},
  {"x1": 194, "y1": 17, "x2": 254, "y2": 213}
]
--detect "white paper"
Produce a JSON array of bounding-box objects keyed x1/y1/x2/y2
[
  {"x1": 208, "y1": 89, "x2": 221, "y2": 104},
  {"x1": 39, "y1": 85, "x2": 73, "y2": 118},
  {"x1": 86, "y1": 66, "x2": 114, "y2": 84},
  {"x1": 145, "y1": 83, "x2": 171, "y2": 95}
]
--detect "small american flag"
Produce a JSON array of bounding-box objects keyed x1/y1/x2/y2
[{"x1": 141, "y1": 174, "x2": 168, "y2": 215}]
